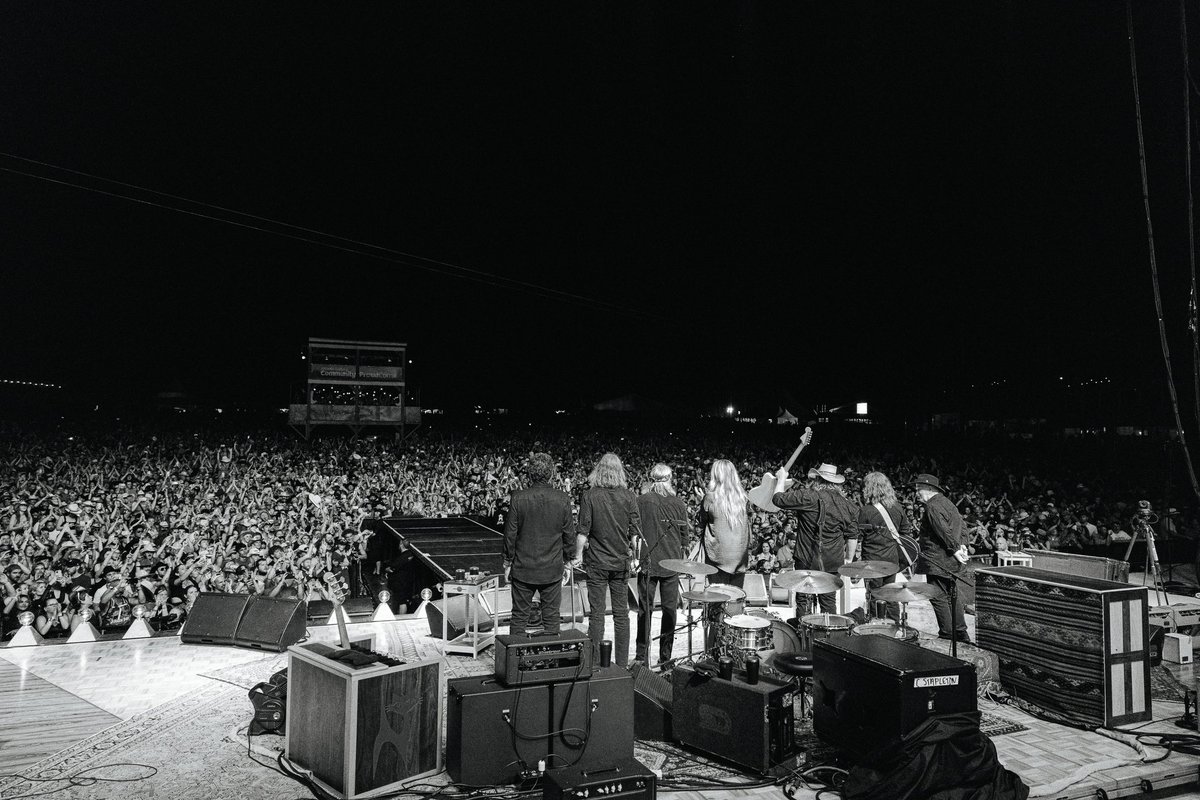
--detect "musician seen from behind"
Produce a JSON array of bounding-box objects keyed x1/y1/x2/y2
[
  {"x1": 856, "y1": 471, "x2": 913, "y2": 622},
  {"x1": 502, "y1": 452, "x2": 575, "y2": 637},
  {"x1": 635, "y1": 463, "x2": 691, "y2": 666},
  {"x1": 911, "y1": 473, "x2": 972, "y2": 644},
  {"x1": 701, "y1": 459, "x2": 750, "y2": 588},
  {"x1": 772, "y1": 463, "x2": 860, "y2": 614},
  {"x1": 574, "y1": 452, "x2": 641, "y2": 668}
]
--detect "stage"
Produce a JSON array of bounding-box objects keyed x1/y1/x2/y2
[{"x1": 2, "y1": 589, "x2": 1200, "y2": 800}]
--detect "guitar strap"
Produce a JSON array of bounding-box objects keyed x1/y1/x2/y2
[{"x1": 874, "y1": 503, "x2": 914, "y2": 568}]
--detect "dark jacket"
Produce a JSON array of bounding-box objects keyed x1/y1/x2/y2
[
  {"x1": 579, "y1": 486, "x2": 641, "y2": 571},
  {"x1": 637, "y1": 491, "x2": 691, "y2": 577},
  {"x1": 857, "y1": 503, "x2": 914, "y2": 565},
  {"x1": 916, "y1": 492, "x2": 965, "y2": 578},
  {"x1": 773, "y1": 486, "x2": 860, "y2": 572},
  {"x1": 503, "y1": 483, "x2": 575, "y2": 584}
]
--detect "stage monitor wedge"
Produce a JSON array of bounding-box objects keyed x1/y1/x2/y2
[{"x1": 180, "y1": 592, "x2": 251, "y2": 646}]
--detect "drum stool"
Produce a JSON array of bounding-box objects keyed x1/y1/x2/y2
[{"x1": 771, "y1": 653, "x2": 814, "y2": 716}]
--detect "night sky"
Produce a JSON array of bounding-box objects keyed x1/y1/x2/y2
[{"x1": 1, "y1": 2, "x2": 1195, "y2": 415}]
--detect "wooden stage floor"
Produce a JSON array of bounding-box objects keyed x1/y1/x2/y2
[{"x1": 3, "y1": 593, "x2": 1200, "y2": 800}]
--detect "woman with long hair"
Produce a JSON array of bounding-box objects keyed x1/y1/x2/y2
[
  {"x1": 857, "y1": 471, "x2": 914, "y2": 621},
  {"x1": 701, "y1": 460, "x2": 750, "y2": 588},
  {"x1": 573, "y1": 453, "x2": 641, "y2": 668}
]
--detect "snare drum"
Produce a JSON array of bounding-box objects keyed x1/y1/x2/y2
[
  {"x1": 852, "y1": 621, "x2": 919, "y2": 643},
  {"x1": 799, "y1": 613, "x2": 856, "y2": 654},
  {"x1": 721, "y1": 613, "x2": 772, "y2": 651}
]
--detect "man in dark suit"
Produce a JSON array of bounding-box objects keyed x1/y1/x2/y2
[
  {"x1": 912, "y1": 474, "x2": 972, "y2": 644},
  {"x1": 503, "y1": 452, "x2": 575, "y2": 637},
  {"x1": 634, "y1": 463, "x2": 691, "y2": 666}
]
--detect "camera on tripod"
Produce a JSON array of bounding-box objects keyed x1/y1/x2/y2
[{"x1": 1137, "y1": 500, "x2": 1154, "y2": 519}]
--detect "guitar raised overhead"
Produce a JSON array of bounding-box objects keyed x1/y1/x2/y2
[{"x1": 748, "y1": 426, "x2": 813, "y2": 512}]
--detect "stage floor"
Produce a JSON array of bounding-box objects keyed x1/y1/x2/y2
[{"x1": 2, "y1": 592, "x2": 1200, "y2": 800}]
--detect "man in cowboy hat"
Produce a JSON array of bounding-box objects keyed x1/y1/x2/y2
[
  {"x1": 911, "y1": 474, "x2": 972, "y2": 644},
  {"x1": 772, "y1": 463, "x2": 860, "y2": 613}
]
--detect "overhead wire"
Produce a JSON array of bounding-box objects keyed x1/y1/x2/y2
[{"x1": 0, "y1": 152, "x2": 667, "y2": 322}]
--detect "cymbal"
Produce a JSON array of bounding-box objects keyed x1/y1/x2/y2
[
  {"x1": 682, "y1": 589, "x2": 732, "y2": 604},
  {"x1": 839, "y1": 561, "x2": 901, "y2": 580},
  {"x1": 773, "y1": 569, "x2": 843, "y2": 594},
  {"x1": 659, "y1": 559, "x2": 717, "y2": 577},
  {"x1": 874, "y1": 583, "x2": 939, "y2": 603}
]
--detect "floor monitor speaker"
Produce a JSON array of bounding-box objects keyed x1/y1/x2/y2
[
  {"x1": 234, "y1": 596, "x2": 307, "y2": 651},
  {"x1": 180, "y1": 592, "x2": 250, "y2": 645}
]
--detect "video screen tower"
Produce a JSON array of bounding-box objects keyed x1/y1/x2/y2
[{"x1": 288, "y1": 338, "x2": 420, "y2": 439}]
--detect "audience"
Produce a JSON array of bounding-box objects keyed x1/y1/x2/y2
[{"x1": 0, "y1": 420, "x2": 1191, "y2": 638}]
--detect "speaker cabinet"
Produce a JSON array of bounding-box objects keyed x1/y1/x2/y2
[
  {"x1": 180, "y1": 592, "x2": 250, "y2": 645},
  {"x1": 550, "y1": 665, "x2": 634, "y2": 771},
  {"x1": 447, "y1": 676, "x2": 551, "y2": 785},
  {"x1": 812, "y1": 635, "x2": 976, "y2": 761},
  {"x1": 233, "y1": 596, "x2": 307, "y2": 652},
  {"x1": 286, "y1": 642, "x2": 442, "y2": 799},
  {"x1": 672, "y1": 663, "x2": 795, "y2": 773},
  {"x1": 976, "y1": 566, "x2": 1151, "y2": 727},
  {"x1": 426, "y1": 595, "x2": 496, "y2": 640},
  {"x1": 630, "y1": 663, "x2": 673, "y2": 741}
]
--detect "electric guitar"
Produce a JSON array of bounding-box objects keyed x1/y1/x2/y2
[
  {"x1": 748, "y1": 427, "x2": 813, "y2": 512},
  {"x1": 324, "y1": 572, "x2": 351, "y2": 650}
]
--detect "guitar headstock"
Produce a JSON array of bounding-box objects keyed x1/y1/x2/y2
[
  {"x1": 801, "y1": 426, "x2": 814, "y2": 448},
  {"x1": 324, "y1": 573, "x2": 348, "y2": 606}
]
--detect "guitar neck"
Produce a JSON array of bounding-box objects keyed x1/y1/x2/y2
[
  {"x1": 781, "y1": 430, "x2": 812, "y2": 472},
  {"x1": 334, "y1": 603, "x2": 351, "y2": 649}
]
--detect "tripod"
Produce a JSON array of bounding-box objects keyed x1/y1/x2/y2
[{"x1": 1124, "y1": 515, "x2": 1168, "y2": 606}]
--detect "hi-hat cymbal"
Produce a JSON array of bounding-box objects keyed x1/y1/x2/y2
[
  {"x1": 874, "y1": 583, "x2": 939, "y2": 603},
  {"x1": 659, "y1": 559, "x2": 717, "y2": 577},
  {"x1": 839, "y1": 561, "x2": 901, "y2": 580},
  {"x1": 682, "y1": 589, "x2": 732, "y2": 604},
  {"x1": 773, "y1": 569, "x2": 843, "y2": 594}
]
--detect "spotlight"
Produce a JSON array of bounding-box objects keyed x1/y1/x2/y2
[
  {"x1": 68, "y1": 608, "x2": 101, "y2": 643},
  {"x1": 123, "y1": 605, "x2": 154, "y2": 639},
  {"x1": 421, "y1": 587, "x2": 433, "y2": 601},
  {"x1": 9, "y1": 611, "x2": 43, "y2": 647},
  {"x1": 372, "y1": 589, "x2": 396, "y2": 622}
]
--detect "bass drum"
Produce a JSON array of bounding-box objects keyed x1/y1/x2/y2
[{"x1": 754, "y1": 612, "x2": 803, "y2": 680}]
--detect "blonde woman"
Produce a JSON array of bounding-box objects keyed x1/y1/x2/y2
[
  {"x1": 701, "y1": 460, "x2": 750, "y2": 588},
  {"x1": 573, "y1": 453, "x2": 641, "y2": 668},
  {"x1": 857, "y1": 471, "x2": 913, "y2": 621}
]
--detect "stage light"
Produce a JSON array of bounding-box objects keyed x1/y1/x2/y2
[
  {"x1": 123, "y1": 606, "x2": 154, "y2": 639},
  {"x1": 9, "y1": 611, "x2": 42, "y2": 648},
  {"x1": 420, "y1": 588, "x2": 433, "y2": 601},
  {"x1": 372, "y1": 589, "x2": 396, "y2": 622},
  {"x1": 68, "y1": 608, "x2": 101, "y2": 642}
]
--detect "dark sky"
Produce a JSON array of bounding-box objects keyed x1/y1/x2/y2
[{"x1": 0, "y1": 2, "x2": 1195, "y2": 414}]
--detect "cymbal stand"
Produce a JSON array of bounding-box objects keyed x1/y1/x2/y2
[
  {"x1": 682, "y1": 572, "x2": 697, "y2": 663},
  {"x1": 897, "y1": 601, "x2": 912, "y2": 638}
]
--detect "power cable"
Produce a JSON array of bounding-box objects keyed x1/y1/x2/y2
[
  {"x1": 1125, "y1": 0, "x2": 1200, "y2": 504},
  {"x1": 0, "y1": 152, "x2": 667, "y2": 322}
]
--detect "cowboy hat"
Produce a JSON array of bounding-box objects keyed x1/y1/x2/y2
[
  {"x1": 910, "y1": 473, "x2": 947, "y2": 493},
  {"x1": 807, "y1": 463, "x2": 845, "y2": 484}
]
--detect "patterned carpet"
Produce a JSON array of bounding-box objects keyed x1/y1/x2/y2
[{"x1": 0, "y1": 621, "x2": 1030, "y2": 799}]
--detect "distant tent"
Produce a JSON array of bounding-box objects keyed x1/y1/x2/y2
[{"x1": 775, "y1": 408, "x2": 799, "y2": 425}]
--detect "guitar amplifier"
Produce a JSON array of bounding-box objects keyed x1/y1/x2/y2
[
  {"x1": 550, "y1": 666, "x2": 634, "y2": 772},
  {"x1": 285, "y1": 643, "x2": 442, "y2": 799},
  {"x1": 671, "y1": 663, "x2": 795, "y2": 773},
  {"x1": 812, "y1": 636, "x2": 976, "y2": 761},
  {"x1": 447, "y1": 676, "x2": 551, "y2": 785},
  {"x1": 495, "y1": 630, "x2": 594, "y2": 687},
  {"x1": 543, "y1": 757, "x2": 657, "y2": 800},
  {"x1": 976, "y1": 566, "x2": 1151, "y2": 727}
]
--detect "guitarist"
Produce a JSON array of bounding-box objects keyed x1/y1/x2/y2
[
  {"x1": 855, "y1": 471, "x2": 914, "y2": 622},
  {"x1": 772, "y1": 463, "x2": 860, "y2": 614}
]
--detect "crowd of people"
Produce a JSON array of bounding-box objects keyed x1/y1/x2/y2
[{"x1": 1, "y1": 418, "x2": 1191, "y2": 640}]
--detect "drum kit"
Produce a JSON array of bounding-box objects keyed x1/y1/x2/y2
[{"x1": 657, "y1": 557, "x2": 941, "y2": 673}]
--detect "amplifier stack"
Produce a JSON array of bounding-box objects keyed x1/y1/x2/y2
[{"x1": 446, "y1": 631, "x2": 640, "y2": 788}]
